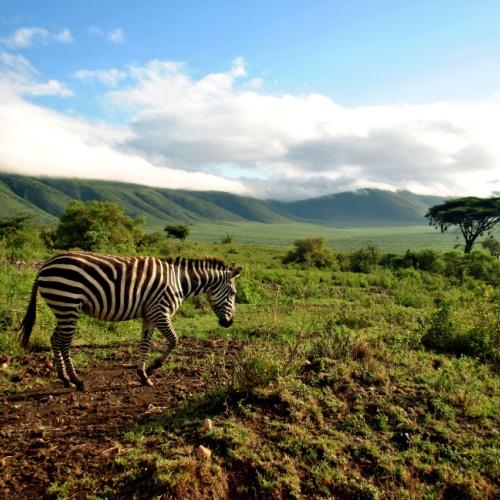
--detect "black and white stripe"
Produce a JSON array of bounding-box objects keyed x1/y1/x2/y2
[{"x1": 20, "y1": 251, "x2": 243, "y2": 390}]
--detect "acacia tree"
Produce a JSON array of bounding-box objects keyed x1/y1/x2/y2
[
  {"x1": 164, "y1": 224, "x2": 189, "y2": 241},
  {"x1": 426, "y1": 197, "x2": 500, "y2": 253}
]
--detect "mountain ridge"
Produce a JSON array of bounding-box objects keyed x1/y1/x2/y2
[{"x1": 0, "y1": 173, "x2": 444, "y2": 227}]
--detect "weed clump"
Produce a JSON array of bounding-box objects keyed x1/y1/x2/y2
[{"x1": 235, "y1": 344, "x2": 286, "y2": 392}]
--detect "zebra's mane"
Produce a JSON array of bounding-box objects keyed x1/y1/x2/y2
[{"x1": 166, "y1": 256, "x2": 228, "y2": 270}]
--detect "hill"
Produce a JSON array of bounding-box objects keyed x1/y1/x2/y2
[
  {"x1": 0, "y1": 173, "x2": 444, "y2": 227},
  {"x1": 269, "y1": 189, "x2": 445, "y2": 226}
]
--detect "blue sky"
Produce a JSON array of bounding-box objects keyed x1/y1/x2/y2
[{"x1": 0, "y1": 1, "x2": 499, "y2": 199}]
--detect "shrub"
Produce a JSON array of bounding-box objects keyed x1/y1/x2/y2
[
  {"x1": 137, "y1": 231, "x2": 168, "y2": 250},
  {"x1": 415, "y1": 249, "x2": 446, "y2": 273},
  {"x1": 464, "y1": 252, "x2": 500, "y2": 286},
  {"x1": 0, "y1": 217, "x2": 49, "y2": 261},
  {"x1": 283, "y1": 237, "x2": 336, "y2": 269},
  {"x1": 221, "y1": 232, "x2": 233, "y2": 244},
  {"x1": 481, "y1": 237, "x2": 500, "y2": 257},
  {"x1": 236, "y1": 274, "x2": 265, "y2": 304},
  {"x1": 422, "y1": 295, "x2": 499, "y2": 363},
  {"x1": 349, "y1": 244, "x2": 380, "y2": 273}
]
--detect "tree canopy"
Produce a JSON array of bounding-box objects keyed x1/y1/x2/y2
[
  {"x1": 164, "y1": 224, "x2": 190, "y2": 241},
  {"x1": 53, "y1": 200, "x2": 145, "y2": 252},
  {"x1": 426, "y1": 197, "x2": 500, "y2": 253}
]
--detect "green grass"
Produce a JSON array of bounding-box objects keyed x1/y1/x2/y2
[
  {"x1": 182, "y1": 221, "x2": 474, "y2": 251},
  {"x1": 1, "y1": 238, "x2": 499, "y2": 498}
]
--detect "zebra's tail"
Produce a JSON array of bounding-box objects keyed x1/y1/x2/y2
[{"x1": 20, "y1": 279, "x2": 38, "y2": 349}]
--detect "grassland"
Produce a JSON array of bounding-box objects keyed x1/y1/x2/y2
[
  {"x1": 184, "y1": 221, "x2": 469, "y2": 251},
  {"x1": 1, "y1": 235, "x2": 499, "y2": 499}
]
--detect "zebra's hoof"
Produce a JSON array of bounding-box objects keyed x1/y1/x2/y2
[
  {"x1": 137, "y1": 369, "x2": 154, "y2": 387},
  {"x1": 142, "y1": 378, "x2": 154, "y2": 387},
  {"x1": 75, "y1": 381, "x2": 86, "y2": 392}
]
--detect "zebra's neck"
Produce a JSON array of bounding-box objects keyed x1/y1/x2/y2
[{"x1": 172, "y1": 258, "x2": 226, "y2": 299}]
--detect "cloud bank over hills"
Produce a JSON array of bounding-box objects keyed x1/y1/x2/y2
[{"x1": 0, "y1": 49, "x2": 499, "y2": 200}]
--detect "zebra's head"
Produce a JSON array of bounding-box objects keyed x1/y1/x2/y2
[{"x1": 206, "y1": 263, "x2": 243, "y2": 328}]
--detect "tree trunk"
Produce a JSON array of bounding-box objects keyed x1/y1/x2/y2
[{"x1": 464, "y1": 239, "x2": 474, "y2": 253}]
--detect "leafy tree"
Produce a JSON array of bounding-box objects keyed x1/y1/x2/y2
[
  {"x1": 481, "y1": 237, "x2": 500, "y2": 258},
  {"x1": 164, "y1": 224, "x2": 189, "y2": 241},
  {"x1": 426, "y1": 197, "x2": 500, "y2": 253},
  {"x1": 53, "y1": 200, "x2": 145, "y2": 252}
]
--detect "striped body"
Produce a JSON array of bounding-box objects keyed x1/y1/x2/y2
[
  {"x1": 21, "y1": 251, "x2": 243, "y2": 390},
  {"x1": 39, "y1": 252, "x2": 186, "y2": 321}
]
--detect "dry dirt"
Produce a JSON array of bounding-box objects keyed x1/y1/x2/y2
[{"x1": 0, "y1": 337, "x2": 243, "y2": 499}]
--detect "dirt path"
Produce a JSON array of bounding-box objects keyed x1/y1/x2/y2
[{"x1": 0, "y1": 337, "x2": 243, "y2": 499}]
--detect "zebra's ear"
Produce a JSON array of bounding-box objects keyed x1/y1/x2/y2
[{"x1": 231, "y1": 266, "x2": 243, "y2": 279}]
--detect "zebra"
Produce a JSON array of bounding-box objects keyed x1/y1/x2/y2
[{"x1": 20, "y1": 251, "x2": 243, "y2": 391}]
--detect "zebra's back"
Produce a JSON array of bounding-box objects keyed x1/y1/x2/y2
[{"x1": 37, "y1": 251, "x2": 167, "y2": 321}]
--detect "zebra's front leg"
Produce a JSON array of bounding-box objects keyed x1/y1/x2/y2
[
  {"x1": 146, "y1": 314, "x2": 178, "y2": 378},
  {"x1": 137, "y1": 319, "x2": 154, "y2": 387}
]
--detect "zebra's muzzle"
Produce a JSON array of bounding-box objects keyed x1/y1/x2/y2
[{"x1": 219, "y1": 317, "x2": 233, "y2": 328}]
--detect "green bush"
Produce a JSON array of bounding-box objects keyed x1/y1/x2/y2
[
  {"x1": 415, "y1": 249, "x2": 446, "y2": 273},
  {"x1": 283, "y1": 237, "x2": 337, "y2": 269},
  {"x1": 349, "y1": 244, "x2": 380, "y2": 273},
  {"x1": 236, "y1": 274, "x2": 265, "y2": 304},
  {"x1": 481, "y1": 237, "x2": 500, "y2": 257},
  {"x1": 422, "y1": 294, "x2": 499, "y2": 364},
  {"x1": 464, "y1": 252, "x2": 500, "y2": 285},
  {"x1": 137, "y1": 231, "x2": 171, "y2": 254}
]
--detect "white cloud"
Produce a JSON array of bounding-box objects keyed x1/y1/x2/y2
[
  {"x1": 89, "y1": 26, "x2": 125, "y2": 44},
  {"x1": 0, "y1": 74, "x2": 247, "y2": 193},
  {"x1": 73, "y1": 68, "x2": 127, "y2": 87},
  {"x1": 2, "y1": 55, "x2": 500, "y2": 200},
  {"x1": 108, "y1": 28, "x2": 125, "y2": 43},
  {"x1": 96, "y1": 58, "x2": 500, "y2": 198},
  {"x1": 1, "y1": 27, "x2": 73, "y2": 47},
  {"x1": 53, "y1": 28, "x2": 73, "y2": 43},
  {"x1": 0, "y1": 51, "x2": 73, "y2": 96}
]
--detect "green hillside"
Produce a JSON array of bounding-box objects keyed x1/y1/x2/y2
[
  {"x1": 0, "y1": 173, "x2": 445, "y2": 228},
  {"x1": 270, "y1": 189, "x2": 444, "y2": 226}
]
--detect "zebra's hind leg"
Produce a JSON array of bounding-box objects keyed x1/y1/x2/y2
[
  {"x1": 50, "y1": 330, "x2": 72, "y2": 388},
  {"x1": 146, "y1": 313, "x2": 178, "y2": 378},
  {"x1": 56, "y1": 316, "x2": 86, "y2": 391},
  {"x1": 137, "y1": 319, "x2": 154, "y2": 387}
]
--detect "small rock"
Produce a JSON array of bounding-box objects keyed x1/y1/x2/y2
[
  {"x1": 201, "y1": 418, "x2": 213, "y2": 431},
  {"x1": 196, "y1": 445, "x2": 211, "y2": 461},
  {"x1": 1, "y1": 362, "x2": 8, "y2": 370}
]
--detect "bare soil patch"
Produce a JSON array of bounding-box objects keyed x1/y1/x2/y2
[{"x1": 0, "y1": 337, "x2": 243, "y2": 499}]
